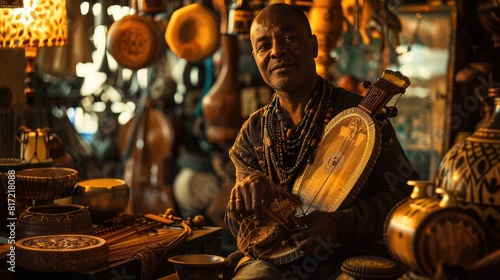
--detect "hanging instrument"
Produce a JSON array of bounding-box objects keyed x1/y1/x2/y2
[
  {"x1": 201, "y1": 0, "x2": 245, "y2": 145},
  {"x1": 119, "y1": 88, "x2": 177, "y2": 215},
  {"x1": 107, "y1": 0, "x2": 165, "y2": 71},
  {"x1": 237, "y1": 69, "x2": 411, "y2": 265},
  {"x1": 165, "y1": 2, "x2": 220, "y2": 63}
]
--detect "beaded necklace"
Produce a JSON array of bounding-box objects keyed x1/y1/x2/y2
[{"x1": 262, "y1": 76, "x2": 336, "y2": 186}]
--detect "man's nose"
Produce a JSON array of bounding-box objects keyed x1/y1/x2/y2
[{"x1": 270, "y1": 41, "x2": 285, "y2": 58}]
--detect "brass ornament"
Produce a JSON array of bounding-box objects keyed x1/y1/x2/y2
[{"x1": 385, "y1": 191, "x2": 490, "y2": 277}]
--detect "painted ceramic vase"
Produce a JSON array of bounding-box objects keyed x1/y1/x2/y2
[{"x1": 436, "y1": 87, "x2": 500, "y2": 247}]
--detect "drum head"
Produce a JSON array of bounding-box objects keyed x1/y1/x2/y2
[
  {"x1": 293, "y1": 107, "x2": 381, "y2": 213},
  {"x1": 107, "y1": 14, "x2": 164, "y2": 70}
]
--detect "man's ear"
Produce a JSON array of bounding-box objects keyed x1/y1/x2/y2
[
  {"x1": 311, "y1": 34, "x2": 318, "y2": 58},
  {"x1": 311, "y1": 34, "x2": 319, "y2": 58}
]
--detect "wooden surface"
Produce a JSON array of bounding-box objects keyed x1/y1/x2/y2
[{"x1": 4, "y1": 226, "x2": 222, "y2": 280}]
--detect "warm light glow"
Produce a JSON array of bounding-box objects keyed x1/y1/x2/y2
[
  {"x1": 0, "y1": 0, "x2": 68, "y2": 49},
  {"x1": 92, "y1": 1, "x2": 102, "y2": 17},
  {"x1": 80, "y1": 1, "x2": 89, "y2": 16},
  {"x1": 109, "y1": 4, "x2": 131, "y2": 22}
]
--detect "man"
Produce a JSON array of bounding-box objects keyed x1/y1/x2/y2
[{"x1": 224, "y1": 3, "x2": 420, "y2": 279}]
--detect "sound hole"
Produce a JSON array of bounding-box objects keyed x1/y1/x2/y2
[{"x1": 324, "y1": 151, "x2": 344, "y2": 172}]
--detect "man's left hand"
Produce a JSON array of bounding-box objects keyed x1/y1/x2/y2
[{"x1": 289, "y1": 211, "x2": 339, "y2": 256}]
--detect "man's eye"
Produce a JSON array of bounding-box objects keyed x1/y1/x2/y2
[
  {"x1": 257, "y1": 43, "x2": 270, "y2": 51},
  {"x1": 284, "y1": 36, "x2": 295, "y2": 42}
]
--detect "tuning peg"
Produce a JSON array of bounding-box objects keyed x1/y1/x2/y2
[
  {"x1": 361, "y1": 81, "x2": 372, "y2": 88},
  {"x1": 384, "y1": 106, "x2": 399, "y2": 118}
]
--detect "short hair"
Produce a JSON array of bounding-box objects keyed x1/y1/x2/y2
[{"x1": 254, "y1": 3, "x2": 312, "y2": 35}]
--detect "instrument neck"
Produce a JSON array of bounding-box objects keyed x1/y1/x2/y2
[{"x1": 358, "y1": 86, "x2": 395, "y2": 118}]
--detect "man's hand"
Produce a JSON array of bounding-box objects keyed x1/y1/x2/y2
[
  {"x1": 289, "y1": 211, "x2": 339, "y2": 256},
  {"x1": 229, "y1": 170, "x2": 273, "y2": 223}
]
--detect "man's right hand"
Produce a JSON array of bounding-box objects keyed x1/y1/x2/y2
[{"x1": 229, "y1": 170, "x2": 274, "y2": 223}]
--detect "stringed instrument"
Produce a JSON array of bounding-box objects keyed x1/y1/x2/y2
[
  {"x1": 119, "y1": 89, "x2": 176, "y2": 215},
  {"x1": 237, "y1": 69, "x2": 411, "y2": 265},
  {"x1": 107, "y1": 0, "x2": 176, "y2": 216}
]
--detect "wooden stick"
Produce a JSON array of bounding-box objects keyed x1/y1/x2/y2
[
  {"x1": 143, "y1": 213, "x2": 177, "y2": 225},
  {"x1": 106, "y1": 222, "x2": 162, "y2": 245}
]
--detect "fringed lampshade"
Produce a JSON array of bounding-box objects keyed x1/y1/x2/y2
[{"x1": 0, "y1": 0, "x2": 68, "y2": 100}]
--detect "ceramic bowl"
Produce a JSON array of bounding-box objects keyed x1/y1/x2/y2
[
  {"x1": 72, "y1": 178, "x2": 130, "y2": 223},
  {"x1": 168, "y1": 254, "x2": 227, "y2": 280}
]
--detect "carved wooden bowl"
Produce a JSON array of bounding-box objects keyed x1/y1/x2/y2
[
  {"x1": 16, "y1": 204, "x2": 94, "y2": 239},
  {"x1": 16, "y1": 234, "x2": 109, "y2": 272}
]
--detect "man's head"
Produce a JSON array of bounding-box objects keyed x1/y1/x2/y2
[{"x1": 250, "y1": 3, "x2": 318, "y2": 93}]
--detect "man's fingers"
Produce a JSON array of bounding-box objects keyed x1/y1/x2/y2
[
  {"x1": 228, "y1": 171, "x2": 273, "y2": 222},
  {"x1": 251, "y1": 198, "x2": 264, "y2": 220},
  {"x1": 235, "y1": 196, "x2": 246, "y2": 213},
  {"x1": 229, "y1": 200, "x2": 241, "y2": 222},
  {"x1": 294, "y1": 211, "x2": 318, "y2": 227},
  {"x1": 229, "y1": 188, "x2": 243, "y2": 222}
]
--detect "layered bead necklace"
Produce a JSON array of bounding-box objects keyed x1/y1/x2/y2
[{"x1": 262, "y1": 76, "x2": 336, "y2": 185}]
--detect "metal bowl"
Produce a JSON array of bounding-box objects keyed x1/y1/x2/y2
[
  {"x1": 72, "y1": 178, "x2": 130, "y2": 223},
  {"x1": 16, "y1": 234, "x2": 109, "y2": 272}
]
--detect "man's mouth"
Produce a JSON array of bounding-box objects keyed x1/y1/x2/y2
[{"x1": 271, "y1": 62, "x2": 295, "y2": 72}]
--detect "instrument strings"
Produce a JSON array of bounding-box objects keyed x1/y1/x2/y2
[
  {"x1": 299, "y1": 78, "x2": 406, "y2": 215},
  {"x1": 300, "y1": 116, "x2": 359, "y2": 215}
]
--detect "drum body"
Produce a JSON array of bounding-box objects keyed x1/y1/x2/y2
[{"x1": 385, "y1": 197, "x2": 490, "y2": 276}]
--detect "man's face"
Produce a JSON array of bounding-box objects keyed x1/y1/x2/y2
[{"x1": 250, "y1": 7, "x2": 318, "y2": 92}]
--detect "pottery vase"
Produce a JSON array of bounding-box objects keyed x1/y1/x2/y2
[{"x1": 436, "y1": 87, "x2": 500, "y2": 247}]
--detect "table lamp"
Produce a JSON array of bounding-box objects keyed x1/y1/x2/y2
[{"x1": 0, "y1": 0, "x2": 68, "y2": 103}]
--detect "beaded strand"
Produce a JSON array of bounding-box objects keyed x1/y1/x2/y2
[{"x1": 262, "y1": 76, "x2": 336, "y2": 184}]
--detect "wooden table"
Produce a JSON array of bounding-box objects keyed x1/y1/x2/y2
[{"x1": 5, "y1": 226, "x2": 222, "y2": 280}]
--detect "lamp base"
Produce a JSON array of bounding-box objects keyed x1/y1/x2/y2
[{"x1": 24, "y1": 46, "x2": 38, "y2": 104}]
